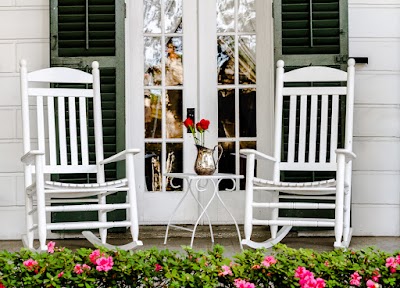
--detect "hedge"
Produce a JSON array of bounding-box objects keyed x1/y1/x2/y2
[{"x1": 0, "y1": 241, "x2": 399, "y2": 287}]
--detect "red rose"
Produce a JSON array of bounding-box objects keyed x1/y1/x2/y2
[
  {"x1": 183, "y1": 117, "x2": 194, "y2": 128},
  {"x1": 196, "y1": 119, "x2": 210, "y2": 132}
]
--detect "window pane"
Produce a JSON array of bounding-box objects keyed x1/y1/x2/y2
[
  {"x1": 239, "y1": 88, "x2": 256, "y2": 137},
  {"x1": 166, "y1": 143, "x2": 183, "y2": 191},
  {"x1": 164, "y1": 0, "x2": 183, "y2": 33},
  {"x1": 217, "y1": 36, "x2": 235, "y2": 85},
  {"x1": 218, "y1": 89, "x2": 235, "y2": 138},
  {"x1": 165, "y1": 37, "x2": 183, "y2": 86},
  {"x1": 145, "y1": 89, "x2": 162, "y2": 138},
  {"x1": 217, "y1": 0, "x2": 235, "y2": 32},
  {"x1": 239, "y1": 35, "x2": 256, "y2": 84},
  {"x1": 144, "y1": 37, "x2": 162, "y2": 86},
  {"x1": 218, "y1": 141, "x2": 236, "y2": 189},
  {"x1": 144, "y1": 0, "x2": 161, "y2": 33},
  {"x1": 166, "y1": 89, "x2": 183, "y2": 139},
  {"x1": 238, "y1": 0, "x2": 256, "y2": 32},
  {"x1": 145, "y1": 143, "x2": 162, "y2": 192}
]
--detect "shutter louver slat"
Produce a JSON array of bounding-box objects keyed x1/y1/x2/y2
[
  {"x1": 282, "y1": 0, "x2": 340, "y2": 55},
  {"x1": 58, "y1": 0, "x2": 116, "y2": 57}
]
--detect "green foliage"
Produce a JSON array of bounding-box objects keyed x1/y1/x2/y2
[{"x1": 0, "y1": 243, "x2": 399, "y2": 287}]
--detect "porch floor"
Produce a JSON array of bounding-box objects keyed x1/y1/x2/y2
[{"x1": 1, "y1": 226, "x2": 399, "y2": 257}]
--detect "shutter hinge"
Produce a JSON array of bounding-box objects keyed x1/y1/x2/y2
[{"x1": 335, "y1": 55, "x2": 348, "y2": 64}]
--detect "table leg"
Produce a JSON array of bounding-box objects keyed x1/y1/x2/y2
[
  {"x1": 215, "y1": 184, "x2": 243, "y2": 250},
  {"x1": 190, "y1": 179, "x2": 218, "y2": 248},
  {"x1": 164, "y1": 180, "x2": 190, "y2": 245},
  {"x1": 188, "y1": 180, "x2": 214, "y2": 245}
]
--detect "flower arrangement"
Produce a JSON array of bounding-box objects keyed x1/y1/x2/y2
[
  {"x1": 183, "y1": 117, "x2": 210, "y2": 147},
  {"x1": 1, "y1": 242, "x2": 400, "y2": 287}
]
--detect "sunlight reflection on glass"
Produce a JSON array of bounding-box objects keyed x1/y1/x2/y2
[
  {"x1": 217, "y1": 0, "x2": 235, "y2": 32},
  {"x1": 164, "y1": 0, "x2": 183, "y2": 33},
  {"x1": 238, "y1": 35, "x2": 256, "y2": 84},
  {"x1": 238, "y1": 0, "x2": 256, "y2": 32},
  {"x1": 217, "y1": 36, "x2": 235, "y2": 85},
  {"x1": 144, "y1": 37, "x2": 162, "y2": 86},
  {"x1": 144, "y1": 0, "x2": 161, "y2": 33},
  {"x1": 165, "y1": 37, "x2": 183, "y2": 86},
  {"x1": 145, "y1": 89, "x2": 162, "y2": 139}
]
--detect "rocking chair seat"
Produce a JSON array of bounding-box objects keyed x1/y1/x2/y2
[
  {"x1": 45, "y1": 179, "x2": 128, "y2": 189},
  {"x1": 254, "y1": 178, "x2": 336, "y2": 188}
]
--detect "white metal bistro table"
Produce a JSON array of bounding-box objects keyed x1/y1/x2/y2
[{"x1": 164, "y1": 173, "x2": 244, "y2": 249}]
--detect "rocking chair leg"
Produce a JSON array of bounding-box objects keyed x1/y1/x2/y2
[
  {"x1": 98, "y1": 194, "x2": 107, "y2": 243},
  {"x1": 270, "y1": 192, "x2": 279, "y2": 239},
  {"x1": 25, "y1": 195, "x2": 34, "y2": 249}
]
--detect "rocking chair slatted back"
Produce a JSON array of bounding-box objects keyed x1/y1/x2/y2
[
  {"x1": 20, "y1": 61, "x2": 104, "y2": 178},
  {"x1": 274, "y1": 61, "x2": 353, "y2": 177}
]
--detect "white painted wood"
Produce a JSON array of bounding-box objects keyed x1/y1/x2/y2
[
  {"x1": 68, "y1": 97, "x2": 78, "y2": 165},
  {"x1": 47, "y1": 97, "x2": 56, "y2": 166},
  {"x1": 19, "y1": 60, "x2": 142, "y2": 251},
  {"x1": 287, "y1": 95, "x2": 297, "y2": 163},
  {"x1": 308, "y1": 95, "x2": 318, "y2": 163},
  {"x1": 298, "y1": 95, "x2": 307, "y2": 163},
  {"x1": 57, "y1": 96, "x2": 67, "y2": 165},
  {"x1": 330, "y1": 95, "x2": 339, "y2": 162},
  {"x1": 240, "y1": 60, "x2": 356, "y2": 249},
  {"x1": 319, "y1": 95, "x2": 328, "y2": 163},
  {"x1": 79, "y1": 97, "x2": 89, "y2": 165}
]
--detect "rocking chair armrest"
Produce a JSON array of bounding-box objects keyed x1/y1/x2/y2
[
  {"x1": 240, "y1": 149, "x2": 277, "y2": 162},
  {"x1": 335, "y1": 149, "x2": 356, "y2": 162},
  {"x1": 21, "y1": 150, "x2": 45, "y2": 165},
  {"x1": 99, "y1": 148, "x2": 141, "y2": 165}
]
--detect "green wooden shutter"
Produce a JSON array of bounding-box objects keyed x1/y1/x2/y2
[
  {"x1": 50, "y1": 0, "x2": 126, "y2": 226},
  {"x1": 274, "y1": 0, "x2": 348, "y2": 67},
  {"x1": 273, "y1": 0, "x2": 348, "y2": 223}
]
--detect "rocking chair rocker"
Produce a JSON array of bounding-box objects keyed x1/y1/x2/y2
[
  {"x1": 241, "y1": 59, "x2": 356, "y2": 249},
  {"x1": 20, "y1": 60, "x2": 142, "y2": 251}
]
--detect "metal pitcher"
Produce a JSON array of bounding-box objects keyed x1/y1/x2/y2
[{"x1": 194, "y1": 144, "x2": 223, "y2": 175}]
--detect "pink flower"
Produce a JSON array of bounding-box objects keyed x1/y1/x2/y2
[
  {"x1": 366, "y1": 280, "x2": 378, "y2": 288},
  {"x1": 74, "y1": 264, "x2": 84, "y2": 274},
  {"x1": 234, "y1": 279, "x2": 255, "y2": 288},
  {"x1": 262, "y1": 255, "x2": 277, "y2": 267},
  {"x1": 372, "y1": 269, "x2": 380, "y2": 282},
  {"x1": 23, "y1": 259, "x2": 38, "y2": 271},
  {"x1": 82, "y1": 264, "x2": 91, "y2": 271},
  {"x1": 295, "y1": 266, "x2": 308, "y2": 279},
  {"x1": 57, "y1": 271, "x2": 64, "y2": 278},
  {"x1": 386, "y1": 257, "x2": 398, "y2": 270},
  {"x1": 251, "y1": 264, "x2": 261, "y2": 270},
  {"x1": 219, "y1": 265, "x2": 233, "y2": 276},
  {"x1": 315, "y1": 278, "x2": 326, "y2": 288},
  {"x1": 324, "y1": 261, "x2": 329, "y2": 267},
  {"x1": 390, "y1": 267, "x2": 397, "y2": 273},
  {"x1": 89, "y1": 249, "x2": 102, "y2": 264},
  {"x1": 96, "y1": 256, "x2": 114, "y2": 272},
  {"x1": 349, "y1": 271, "x2": 362, "y2": 286},
  {"x1": 155, "y1": 263, "x2": 162, "y2": 272},
  {"x1": 47, "y1": 241, "x2": 56, "y2": 254},
  {"x1": 396, "y1": 254, "x2": 400, "y2": 264}
]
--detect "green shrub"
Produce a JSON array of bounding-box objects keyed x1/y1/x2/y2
[{"x1": 0, "y1": 242, "x2": 399, "y2": 287}]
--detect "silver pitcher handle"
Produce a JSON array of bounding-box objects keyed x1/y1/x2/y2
[{"x1": 213, "y1": 144, "x2": 223, "y2": 167}]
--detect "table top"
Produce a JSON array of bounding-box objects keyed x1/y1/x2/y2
[{"x1": 164, "y1": 173, "x2": 244, "y2": 180}]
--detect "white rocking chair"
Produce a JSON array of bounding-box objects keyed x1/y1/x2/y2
[
  {"x1": 20, "y1": 60, "x2": 142, "y2": 251},
  {"x1": 241, "y1": 59, "x2": 356, "y2": 249}
]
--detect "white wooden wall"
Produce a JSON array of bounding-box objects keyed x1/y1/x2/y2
[
  {"x1": 349, "y1": 0, "x2": 400, "y2": 236},
  {"x1": 0, "y1": 0, "x2": 398, "y2": 239},
  {"x1": 0, "y1": 0, "x2": 49, "y2": 239}
]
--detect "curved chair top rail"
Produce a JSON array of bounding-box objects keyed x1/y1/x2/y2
[
  {"x1": 27, "y1": 67, "x2": 94, "y2": 83},
  {"x1": 283, "y1": 66, "x2": 348, "y2": 82}
]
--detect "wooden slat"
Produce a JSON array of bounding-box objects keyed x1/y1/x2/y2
[
  {"x1": 47, "y1": 97, "x2": 57, "y2": 165},
  {"x1": 330, "y1": 94, "x2": 339, "y2": 162},
  {"x1": 28, "y1": 88, "x2": 94, "y2": 97},
  {"x1": 319, "y1": 95, "x2": 328, "y2": 163},
  {"x1": 36, "y1": 96, "x2": 45, "y2": 152},
  {"x1": 287, "y1": 95, "x2": 297, "y2": 163},
  {"x1": 58, "y1": 97, "x2": 68, "y2": 165},
  {"x1": 298, "y1": 95, "x2": 307, "y2": 163},
  {"x1": 68, "y1": 97, "x2": 78, "y2": 165},
  {"x1": 308, "y1": 95, "x2": 318, "y2": 163},
  {"x1": 79, "y1": 97, "x2": 89, "y2": 165},
  {"x1": 282, "y1": 87, "x2": 346, "y2": 96}
]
